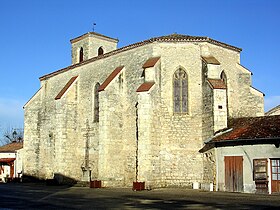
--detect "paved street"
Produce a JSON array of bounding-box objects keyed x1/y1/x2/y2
[{"x1": 0, "y1": 183, "x2": 280, "y2": 209}]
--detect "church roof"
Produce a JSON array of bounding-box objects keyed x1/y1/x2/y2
[
  {"x1": 266, "y1": 104, "x2": 280, "y2": 116},
  {"x1": 39, "y1": 33, "x2": 242, "y2": 81},
  {"x1": 199, "y1": 115, "x2": 280, "y2": 152}
]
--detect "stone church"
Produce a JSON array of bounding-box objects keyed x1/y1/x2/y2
[{"x1": 23, "y1": 31, "x2": 264, "y2": 188}]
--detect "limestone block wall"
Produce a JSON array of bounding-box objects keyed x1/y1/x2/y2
[
  {"x1": 213, "y1": 89, "x2": 227, "y2": 132},
  {"x1": 151, "y1": 43, "x2": 205, "y2": 187},
  {"x1": 71, "y1": 33, "x2": 118, "y2": 64},
  {"x1": 96, "y1": 46, "x2": 156, "y2": 187},
  {"x1": 24, "y1": 87, "x2": 43, "y2": 178},
  {"x1": 202, "y1": 148, "x2": 216, "y2": 190},
  {"x1": 203, "y1": 44, "x2": 264, "y2": 118},
  {"x1": 24, "y1": 37, "x2": 265, "y2": 188},
  {"x1": 137, "y1": 92, "x2": 153, "y2": 184}
]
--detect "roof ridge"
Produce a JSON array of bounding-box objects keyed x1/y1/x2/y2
[
  {"x1": 70, "y1": 32, "x2": 119, "y2": 43},
  {"x1": 39, "y1": 33, "x2": 242, "y2": 81},
  {"x1": 266, "y1": 104, "x2": 280, "y2": 115}
]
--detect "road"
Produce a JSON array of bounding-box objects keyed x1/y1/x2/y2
[{"x1": 0, "y1": 183, "x2": 280, "y2": 209}]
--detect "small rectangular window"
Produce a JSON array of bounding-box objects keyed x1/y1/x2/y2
[{"x1": 253, "y1": 159, "x2": 267, "y2": 181}]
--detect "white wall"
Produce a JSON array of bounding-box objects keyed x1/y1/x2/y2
[
  {"x1": 216, "y1": 144, "x2": 280, "y2": 193},
  {"x1": 0, "y1": 149, "x2": 23, "y2": 181}
]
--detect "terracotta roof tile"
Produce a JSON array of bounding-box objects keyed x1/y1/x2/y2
[
  {"x1": 0, "y1": 142, "x2": 23, "y2": 152},
  {"x1": 207, "y1": 79, "x2": 226, "y2": 89},
  {"x1": 136, "y1": 82, "x2": 155, "y2": 92},
  {"x1": 142, "y1": 57, "x2": 160, "y2": 68},
  {"x1": 199, "y1": 115, "x2": 280, "y2": 153},
  {"x1": 202, "y1": 56, "x2": 220, "y2": 65},
  {"x1": 213, "y1": 115, "x2": 280, "y2": 142},
  {"x1": 39, "y1": 33, "x2": 241, "y2": 81},
  {"x1": 98, "y1": 66, "x2": 124, "y2": 92},
  {"x1": 55, "y1": 76, "x2": 78, "y2": 100}
]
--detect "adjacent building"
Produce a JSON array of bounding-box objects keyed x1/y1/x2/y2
[
  {"x1": 0, "y1": 142, "x2": 23, "y2": 182},
  {"x1": 200, "y1": 115, "x2": 280, "y2": 194}
]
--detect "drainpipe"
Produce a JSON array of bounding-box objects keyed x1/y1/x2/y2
[{"x1": 135, "y1": 102, "x2": 139, "y2": 182}]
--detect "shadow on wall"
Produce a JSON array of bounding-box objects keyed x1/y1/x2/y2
[{"x1": 22, "y1": 173, "x2": 77, "y2": 186}]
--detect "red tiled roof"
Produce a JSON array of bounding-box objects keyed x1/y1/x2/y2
[
  {"x1": 55, "y1": 76, "x2": 78, "y2": 100},
  {"x1": 136, "y1": 82, "x2": 155, "y2": 92},
  {"x1": 98, "y1": 66, "x2": 124, "y2": 92},
  {"x1": 213, "y1": 116, "x2": 280, "y2": 141},
  {"x1": 142, "y1": 57, "x2": 160, "y2": 68},
  {"x1": 202, "y1": 56, "x2": 220, "y2": 65},
  {"x1": 0, "y1": 142, "x2": 23, "y2": 152},
  {"x1": 0, "y1": 158, "x2": 16, "y2": 163},
  {"x1": 199, "y1": 115, "x2": 280, "y2": 152},
  {"x1": 207, "y1": 79, "x2": 226, "y2": 89},
  {"x1": 39, "y1": 34, "x2": 241, "y2": 81}
]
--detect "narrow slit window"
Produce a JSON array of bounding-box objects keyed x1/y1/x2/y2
[
  {"x1": 98, "y1": 47, "x2": 104, "y2": 56},
  {"x1": 79, "y1": 47, "x2": 84, "y2": 62}
]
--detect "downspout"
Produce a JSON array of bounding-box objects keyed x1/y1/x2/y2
[{"x1": 135, "y1": 102, "x2": 139, "y2": 182}]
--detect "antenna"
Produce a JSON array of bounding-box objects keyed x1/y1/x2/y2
[{"x1": 93, "y1": 23, "x2": 96, "y2": 32}]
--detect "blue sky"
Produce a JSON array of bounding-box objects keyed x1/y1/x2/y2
[{"x1": 0, "y1": 0, "x2": 280, "y2": 129}]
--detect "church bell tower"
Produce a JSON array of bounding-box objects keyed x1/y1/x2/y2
[{"x1": 70, "y1": 32, "x2": 119, "y2": 64}]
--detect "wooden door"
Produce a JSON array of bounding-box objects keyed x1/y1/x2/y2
[
  {"x1": 225, "y1": 156, "x2": 243, "y2": 192},
  {"x1": 271, "y1": 159, "x2": 280, "y2": 193}
]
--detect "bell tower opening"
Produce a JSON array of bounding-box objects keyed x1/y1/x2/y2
[
  {"x1": 98, "y1": 47, "x2": 104, "y2": 56},
  {"x1": 79, "y1": 47, "x2": 84, "y2": 62}
]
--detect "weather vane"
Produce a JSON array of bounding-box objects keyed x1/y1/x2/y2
[{"x1": 93, "y1": 23, "x2": 96, "y2": 32}]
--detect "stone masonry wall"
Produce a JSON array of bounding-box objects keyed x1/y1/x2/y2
[
  {"x1": 206, "y1": 44, "x2": 264, "y2": 118},
  {"x1": 24, "y1": 37, "x2": 264, "y2": 187}
]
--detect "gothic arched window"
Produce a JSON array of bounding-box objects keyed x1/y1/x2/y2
[
  {"x1": 173, "y1": 68, "x2": 188, "y2": 113},
  {"x1": 79, "y1": 47, "x2": 84, "y2": 62},
  {"x1": 93, "y1": 83, "x2": 100, "y2": 122},
  {"x1": 98, "y1": 47, "x2": 104, "y2": 56}
]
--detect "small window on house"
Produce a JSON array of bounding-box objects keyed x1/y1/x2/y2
[
  {"x1": 173, "y1": 68, "x2": 188, "y2": 113},
  {"x1": 79, "y1": 47, "x2": 84, "y2": 62},
  {"x1": 271, "y1": 159, "x2": 280, "y2": 181},
  {"x1": 93, "y1": 83, "x2": 100, "y2": 122},
  {"x1": 253, "y1": 159, "x2": 268, "y2": 181},
  {"x1": 98, "y1": 47, "x2": 104, "y2": 56}
]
